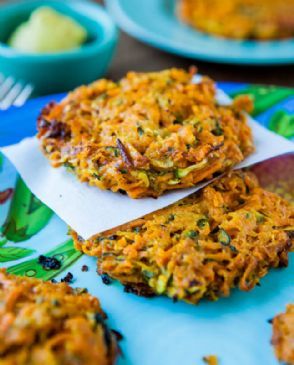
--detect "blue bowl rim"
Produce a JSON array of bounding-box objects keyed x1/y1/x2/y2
[{"x1": 0, "y1": 0, "x2": 118, "y2": 62}]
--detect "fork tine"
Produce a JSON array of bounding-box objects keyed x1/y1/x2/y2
[
  {"x1": 0, "y1": 76, "x2": 15, "y2": 101},
  {"x1": 0, "y1": 74, "x2": 34, "y2": 110},
  {"x1": 13, "y1": 84, "x2": 33, "y2": 107},
  {"x1": 0, "y1": 82, "x2": 23, "y2": 110}
]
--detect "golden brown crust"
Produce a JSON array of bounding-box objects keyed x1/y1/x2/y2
[
  {"x1": 0, "y1": 270, "x2": 118, "y2": 365},
  {"x1": 72, "y1": 170, "x2": 294, "y2": 304},
  {"x1": 178, "y1": 0, "x2": 294, "y2": 40},
  {"x1": 272, "y1": 304, "x2": 294, "y2": 365},
  {"x1": 37, "y1": 68, "x2": 253, "y2": 198}
]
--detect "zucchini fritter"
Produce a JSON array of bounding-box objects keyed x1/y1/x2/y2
[
  {"x1": 72, "y1": 171, "x2": 294, "y2": 304},
  {"x1": 37, "y1": 68, "x2": 253, "y2": 198},
  {"x1": 178, "y1": 0, "x2": 294, "y2": 40},
  {"x1": 272, "y1": 304, "x2": 294, "y2": 365},
  {"x1": 0, "y1": 270, "x2": 118, "y2": 365}
]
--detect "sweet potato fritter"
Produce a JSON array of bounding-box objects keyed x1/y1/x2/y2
[
  {"x1": 178, "y1": 0, "x2": 294, "y2": 40},
  {"x1": 37, "y1": 68, "x2": 254, "y2": 198},
  {"x1": 0, "y1": 270, "x2": 118, "y2": 365},
  {"x1": 72, "y1": 171, "x2": 294, "y2": 304},
  {"x1": 272, "y1": 304, "x2": 294, "y2": 365},
  {"x1": 203, "y1": 355, "x2": 219, "y2": 365}
]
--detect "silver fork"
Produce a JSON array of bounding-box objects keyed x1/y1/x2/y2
[{"x1": 0, "y1": 73, "x2": 33, "y2": 111}]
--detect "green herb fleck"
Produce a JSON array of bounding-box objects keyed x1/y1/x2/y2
[
  {"x1": 173, "y1": 114, "x2": 184, "y2": 124},
  {"x1": 96, "y1": 236, "x2": 105, "y2": 243},
  {"x1": 92, "y1": 173, "x2": 101, "y2": 180},
  {"x1": 255, "y1": 212, "x2": 265, "y2": 223},
  {"x1": 212, "y1": 121, "x2": 223, "y2": 136},
  {"x1": 105, "y1": 146, "x2": 119, "y2": 157},
  {"x1": 197, "y1": 218, "x2": 208, "y2": 229},
  {"x1": 113, "y1": 98, "x2": 123, "y2": 106},
  {"x1": 97, "y1": 93, "x2": 107, "y2": 101},
  {"x1": 218, "y1": 229, "x2": 231, "y2": 246},
  {"x1": 137, "y1": 126, "x2": 144, "y2": 136},
  {"x1": 133, "y1": 226, "x2": 141, "y2": 233},
  {"x1": 230, "y1": 245, "x2": 238, "y2": 253},
  {"x1": 64, "y1": 162, "x2": 74, "y2": 171},
  {"x1": 167, "y1": 214, "x2": 175, "y2": 223},
  {"x1": 51, "y1": 298, "x2": 60, "y2": 306},
  {"x1": 186, "y1": 230, "x2": 199, "y2": 239},
  {"x1": 142, "y1": 270, "x2": 154, "y2": 279},
  {"x1": 174, "y1": 119, "x2": 183, "y2": 125}
]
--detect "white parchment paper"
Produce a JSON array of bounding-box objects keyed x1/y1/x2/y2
[{"x1": 2, "y1": 88, "x2": 293, "y2": 239}]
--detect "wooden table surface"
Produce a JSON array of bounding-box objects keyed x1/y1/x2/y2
[
  {"x1": 107, "y1": 32, "x2": 294, "y2": 87},
  {"x1": 97, "y1": 0, "x2": 293, "y2": 87},
  {"x1": 108, "y1": 31, "x2": 294, "y2": 87}
]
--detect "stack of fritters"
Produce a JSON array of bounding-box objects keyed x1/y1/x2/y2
[
  {"x1": 178, "y1": 0, "x2": 294, "y2": 40},
  {"x1": 36, "y1": 67, "x2": 293, "y2": 362},
  {"x1": 0, "y1": 270, "x2": 118, "y2": 365},
  {"x1": 37, "y1": 68, "x2": 254, "y2": 198},
  {"x1": 72, "y1": 171, "x2": 294, "y2": 304},
  {"x1": 272, "y1": 304, "x2": 294, "y2": 365}
]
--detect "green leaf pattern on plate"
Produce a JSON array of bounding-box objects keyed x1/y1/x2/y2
[
  {"x1": 0, "y1": 238, "x2": 8, "y2": 248},
  {"x1": 2, "y1": 176, "x2": 53, "y2": 242},
  {"x1": 7, "y1": 239, "x2": 82, "y2": 280},
  {"x1": 230, "y1": 85, "x2": 294, "y2": 116},
  {"x1": 0, "y1": 153, "x2": 3, "y2": 172},
  {"x1": 1, "y1": 170, "x2": 81, "y2": 280},
  {"x1": 269, "y1": 110, "x2": 294, "y2": 138}
]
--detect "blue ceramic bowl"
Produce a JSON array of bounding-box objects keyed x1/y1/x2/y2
[{"x1": 0, "y1": 0, "x2": 118, "y2": 95}]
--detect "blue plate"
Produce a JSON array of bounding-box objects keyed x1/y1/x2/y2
[
  {"x1": 106, "y1": 0, "x2": 294, "y2": 65},
  {"x1": 0, "y1": 86, "x2": 293, "y2": 365}
]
